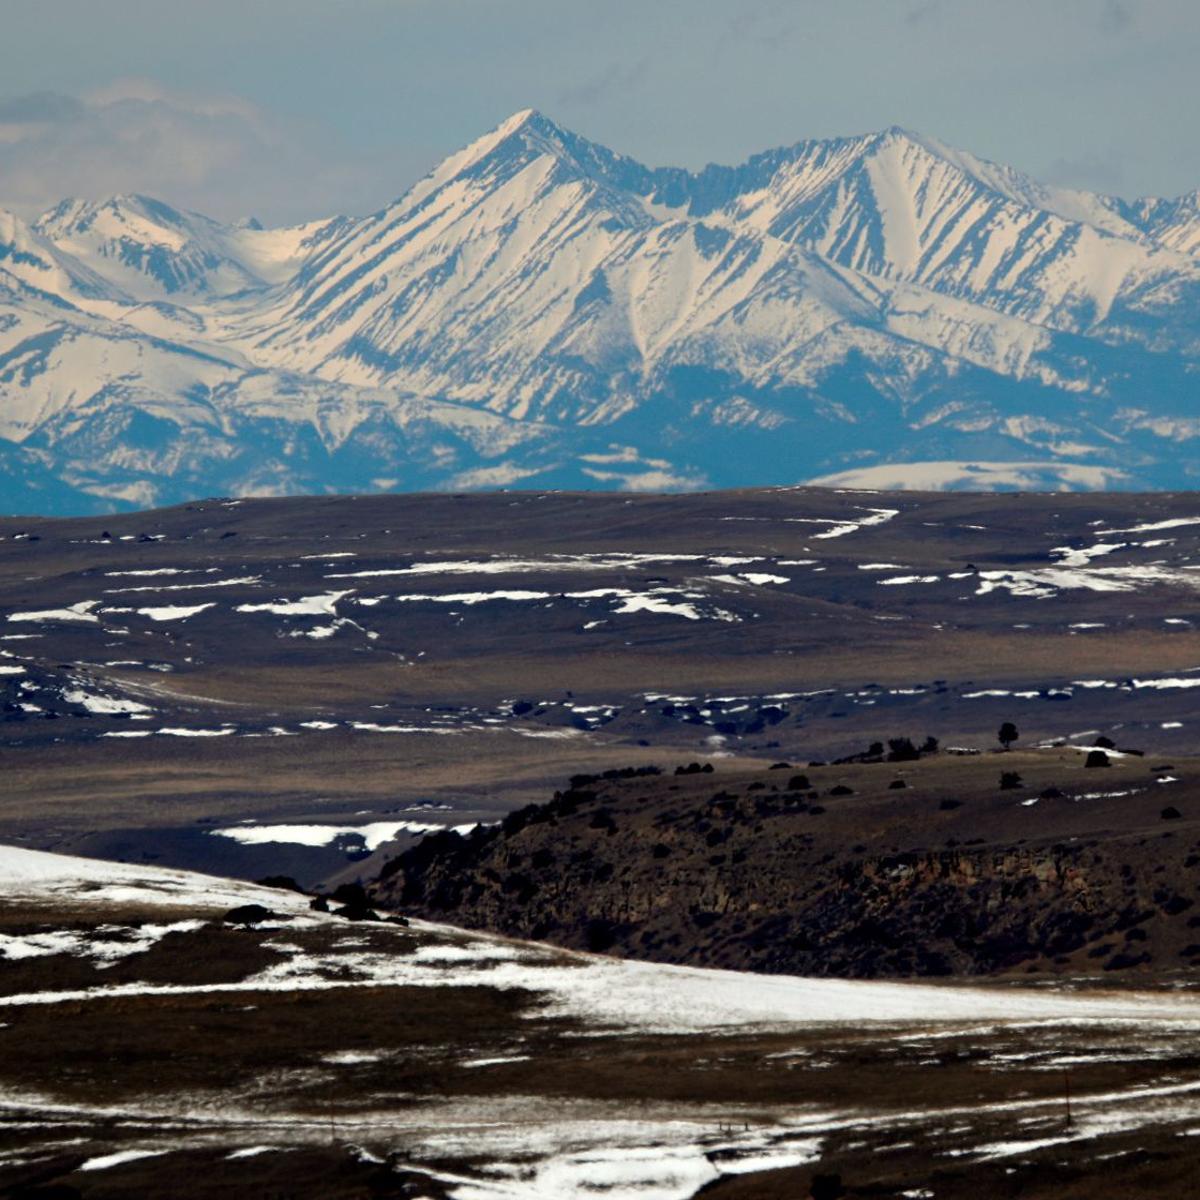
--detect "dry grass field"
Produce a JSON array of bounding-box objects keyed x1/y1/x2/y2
[
  {"x1": 3, "y1": 487, "x2": 1200, "y2": 886},
  {"x1": 2, "y1": 849, "x2": 1199, "y2": 1199},
  {"x1": 3, "y1": 487, "x2": 1199, "y2": 1197}
]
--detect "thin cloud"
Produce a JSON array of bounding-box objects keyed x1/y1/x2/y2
[
  {"x1": 556, "y1": 58, "x2": 650, "y2": 111},
  {"x1": 0, "y1": 80, "x2": 406, "y2": 224},
  {"x1": 0, "y1": 91, "x2": 84, "y2": 124},
  {"x1": 1043, "y1": 152, "x2": 1126, "y2": 195},
  {"x1": 1099, "y1": 0, "x2": 1134, "y2": 33},
  {"x1": 904, "y1": 1, "x2": 945, "y2": 26}
]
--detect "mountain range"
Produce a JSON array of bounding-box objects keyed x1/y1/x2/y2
[{"x1": 3, "y1": 109, "x2": 1200, "y2": 514}]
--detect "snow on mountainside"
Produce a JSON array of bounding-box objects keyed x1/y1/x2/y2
[
  {"x1": 2, "y1": 110, "x2": 1200, "y2": 514},
  {"x1": 1121, "y1": 189, "x2": 1200, "y2": 258},
  {"x1": 32, "y1": 194, "x2": 343, "y2": 299}
]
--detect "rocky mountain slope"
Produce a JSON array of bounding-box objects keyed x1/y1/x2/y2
[{"x1": 3, "y1": 113, "x2": 1200, "y2": 513}]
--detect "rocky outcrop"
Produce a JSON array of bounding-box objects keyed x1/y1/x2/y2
[{"x1": 373, "y1": 766, "x2": 1200, "y2": 980}]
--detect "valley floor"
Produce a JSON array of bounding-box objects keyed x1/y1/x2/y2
[{"x1": 6, "y1": 487, "x2": 1200, "y2": 889}]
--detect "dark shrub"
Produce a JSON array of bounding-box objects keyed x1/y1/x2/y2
[
  {"x1": 788, "y1": 774, "x2": 811, "y2": 791},
  {"x1": 1104, "y1": 951, "x2": 1151, "y2": 971},
  {"x1": 999, "y1": 771, "x2": 1023, "y2": 790},
  {"x1": 256, "y1": 875, "x2": 303, "y2": 892},
  {"x1": 829, "y1": 784, "x2": 854, "y2": 796},
  {"x1": 332, "y1": 882, "x2": 369, "y2": 907},
  {"x1": 940, "y1": 799, "x2": 962, "y2": 810},
  {"x1": 651, "y1": 842, "x2": 671, "y2": 859},
  {"x1": 1094, "y1": 735, "x2": 1116, "y2": 749},
  {"x1": 1085, "y1": 750, "x2": 1110, "y2": 768},
  {"x1": 223, "y1": 903, "x2": 278, "y2": 928},
  {"x1": 888, "y1": 779, "x2": 909, "y2": 790},
  {"x1": 334, "y1": 901, "x2": 381, "y2": 922},
  {"x1": 1162, "y1": 806, "x2": 1183, "y2": 820},
  {"x1": 810, "y1": 1172, "x2": 844, "y2": 1200},
  {"x1": 584, "y1": 918, "x2": 620, "y2": 952}
]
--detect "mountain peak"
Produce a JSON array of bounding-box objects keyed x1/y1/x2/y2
[
  {"x1": 401, "y1": 107, "x2": 658, "y2": 217},
  {"x1": 34, "y1": 193, "x2": 199, "y2": 242},
  {"x1": 6, "y1": 112, "x2": 1200, "y2": 513},
  {"x1": 493, "y1": 106, "x2": 546, "y2": 135},
  {"x1": 879, "y1": 123, "x2": 922, "y2": 142},
  {"x1": 471, "y1": 107, "x2": 600, "y2": 166},
  {"x1": 869, "y1": 125, "x2": 976, "y2": 166}
]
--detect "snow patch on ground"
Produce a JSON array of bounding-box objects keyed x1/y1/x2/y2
[
  {"x1": 8, "y1": 601, "x2": 100, "y2": 624},
  {"x1": 79, "y1": 1149, "x2": 167, "y2": 1172},
  {"x1": 0, "y1": 920, "x2": 204, "y2": 964},
  {"x1": 62, "y1": 688, "x2": 152, "y2": 715},
  {"x1": 328, "y1": 554, "x2": 704, "y2": 580},
  {"x1": 808, "y1": 462, "x2": 1129, "y2": 491},
  {"x1": 236, "y1": 591, "x2": 351, "y2": 617},
  {"x1": 134, "y1": 603, "x2": 216, "y2": 622},
  {"x1": 211, "y1": 821, "x2": 479, "y2": 851}
]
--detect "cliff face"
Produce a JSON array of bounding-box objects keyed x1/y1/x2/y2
[{"x1": 373, "y1": 756, "x2": 1200, "y2": 980}]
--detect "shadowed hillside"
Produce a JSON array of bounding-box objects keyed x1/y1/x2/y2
[{"x1": 374, "y1": 747, "x2": 1200, "y2": 981}]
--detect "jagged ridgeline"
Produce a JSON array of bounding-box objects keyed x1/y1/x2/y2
[{"x1": 3, "y1": 112, "x2": 1200, "y2": 513}]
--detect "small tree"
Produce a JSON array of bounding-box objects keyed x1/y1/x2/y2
[
  {"x1": 887, "y1": 736, "x2": 920, "y2": 762},
  {"x1": 998, "y1": 721, "x2": 1019, "y2": 751},
  {"x1": 1000, "y1": 770, "x2": 1023, "y2": 790}
]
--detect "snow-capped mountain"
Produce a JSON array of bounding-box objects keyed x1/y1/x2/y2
[{"x1": 2, "y1": 110, "x2": 1200, "y2": 513}]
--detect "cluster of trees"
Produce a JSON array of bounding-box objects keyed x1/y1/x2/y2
[{"x1": 835, "y1": 736, "x2": 939, "y2": 765}]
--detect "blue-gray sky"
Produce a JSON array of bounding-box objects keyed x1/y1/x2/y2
[{"x1": 1, "y1": 0, "x2": 1197, "y2": 224}]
